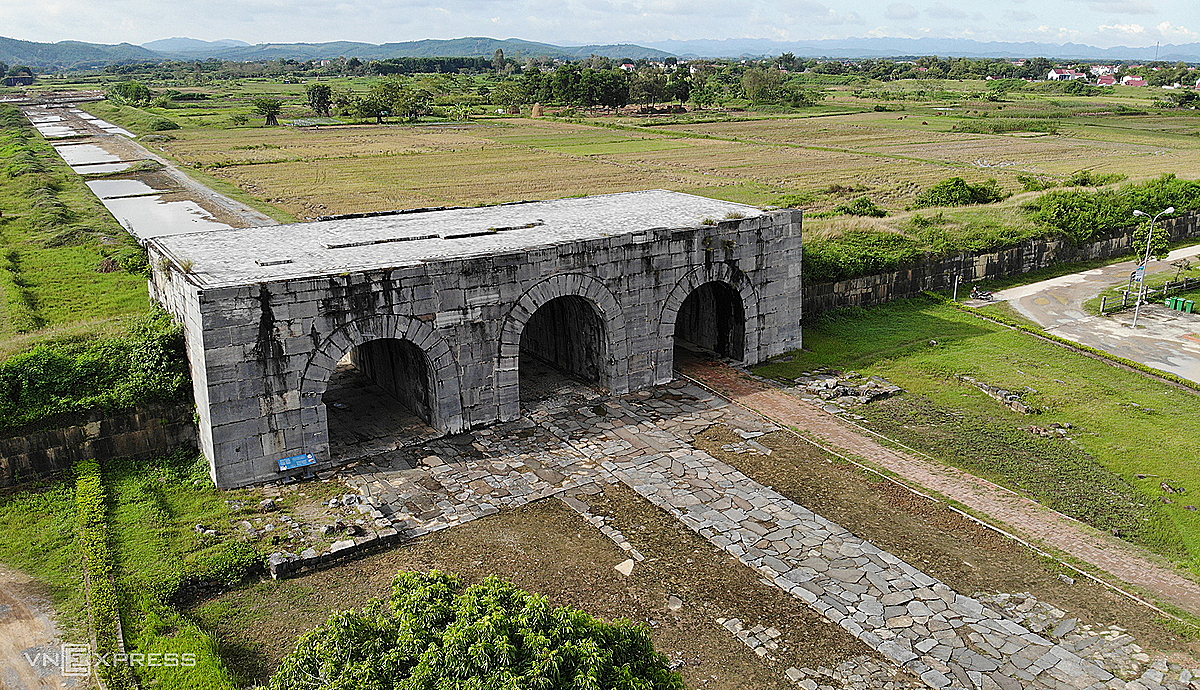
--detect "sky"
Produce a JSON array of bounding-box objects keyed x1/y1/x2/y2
[{"x1": 7, "y1": 0, "x2": 1200, "y2": 49}]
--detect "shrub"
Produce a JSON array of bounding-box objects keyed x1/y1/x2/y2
[
  {"x1": 1024, "y1": 174, "x2": 1200, "y2": 244},
  {"x1": 148, "y1": 118, "x2": 181, "y2": 131},
  {"x1": 1016, "y1": 174, "x2": 1056, "y2": 192},
  {"x1": 833, "y1": 196, "x2": 887, "y2": 217},
  {"x1": 228, "y1": 113, "x2": 249, "y2": 126},
  {"x1": 803, "y1": 230, "x2": 924, "y2": 284},
  {"x1": 270, "y1": 571, "x2": 685, "y2": 690},
  {"x1": 1064, "y1": 170, "x2": 1127, "y2": 187},
  {"x1": 0, "y1": 310, "x2": 190, "y2": 430},
  {"x1": 913, "y1": 177, "x2": 1008, "y2": 209}
]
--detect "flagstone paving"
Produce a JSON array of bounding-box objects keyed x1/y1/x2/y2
[{"x1": 325, "y1": 376, "x2": 1192, "y2": 690}]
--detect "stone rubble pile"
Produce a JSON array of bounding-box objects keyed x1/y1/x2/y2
[
  {"x1": 789, "y1": 369, "x2": 904, "y2": 408},
  {"x1": 959, "y1": 376, "x2": 1037, "y2": 414}
]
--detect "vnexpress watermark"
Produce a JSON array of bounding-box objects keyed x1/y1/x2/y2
[{"x1": 24, "y1": 643, "x2": 197, "y2": 676}]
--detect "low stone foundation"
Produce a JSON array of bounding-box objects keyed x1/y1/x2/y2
[{"x1": 0, "y1": 403, "x2": 196, "y2": 488}]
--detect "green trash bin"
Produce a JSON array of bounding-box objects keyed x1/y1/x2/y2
[
  {"x1": 1187, "y1": 300, "x2": 1195, "y2": 314},
  {"x1": 1166, "y1": 298, "x2": 1175, "y2": 308}
]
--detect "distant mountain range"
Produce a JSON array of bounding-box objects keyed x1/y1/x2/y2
[
  {"x1": 647, "y1": 37, "x2": 1200, "y2": 62},
  {"x1": 2, "y1": 34, "x2": 1199, "y2": 72},
  {"x1": 143, "y1": 37, "x2": 673, "y2": 62},
  {"x1": 140, "y1": 37, "x2": 250, "y2": 52}
]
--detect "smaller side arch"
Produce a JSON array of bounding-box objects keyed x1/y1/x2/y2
[
  {"x1": 496, "y1": 274, "x2": 629, "y2": 421},
  {"x1": 657, "y1": 264, "x2": 762, "y2": 382},
  {"x1": 298, "y1": 315, "x2": 464, "y2": 464}
]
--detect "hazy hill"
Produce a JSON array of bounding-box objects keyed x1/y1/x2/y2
[
  {"x1": 141, "y1": 37, "x2": 250, "y2": 52},
  {"x1": 3, "y1": 34, "x2": 1197, "y2": 72},
  {"x1": 0, "y1": 36, "x2": 158, "y2": 70},
  {"x1": 647, "y1": 37, "x2": 1200, "y2": 62},
  {"x1": 158, "y1": 37, "x2": 672, "y2": 61}
]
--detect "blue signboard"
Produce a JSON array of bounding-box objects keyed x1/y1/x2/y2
[{"x1": 278, "y1": 453, "x2": 316, "y2": 471}]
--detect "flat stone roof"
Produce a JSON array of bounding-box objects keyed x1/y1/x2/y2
[{"x1": 151, "y1": 190, "x2": 767, "y2": 287}]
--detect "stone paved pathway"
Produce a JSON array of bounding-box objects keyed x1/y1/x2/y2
[
  {"x1": 329, "y1": 376, "x2": 1196, "y2": 690},
  {"x1": 676, "y1": 358, "x2": 1200, "y2": 619}
]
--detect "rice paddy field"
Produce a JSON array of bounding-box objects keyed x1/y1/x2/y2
[{"x1": 76, "y1": 80, "x2": 1200, "y2": 228}]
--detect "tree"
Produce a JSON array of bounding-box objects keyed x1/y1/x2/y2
[
  {"x1": 269, "y1": 571, "x2": 685, "y2": 690},
  {"x1": 1171, "y1": 257, "x2": 1193, "y2": 281},
  {"x1": 493, "y1": 48, "x2": 505, "y2": 73},
  {"x1": 253, "y1": 97, "x2": 283, "y2": 126},
  {"x1": 1133, "y1": 215, "x2": 1172, "y2": 261},
  {"x1": 305, "y1": 83, "x2": 332, "y2": 117},
  {"x1": 0, "y1": 62, "x2": 8, "y2": 79},
  {"x1": 109, "y1": 81, "x2": 151, "y2": 105}
]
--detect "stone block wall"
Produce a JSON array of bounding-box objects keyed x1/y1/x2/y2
[
  {"x1": 802, "y1": 212, "x2": 1200, "y2": 316},
  {"x1": 149, "y1": 210, "x2": 803, "y2": 488},
  {"x1": 0, "y1": 403, "x2": 197, "y2": 488}
]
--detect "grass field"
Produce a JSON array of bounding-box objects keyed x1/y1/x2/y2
[
  {"x1": 77, "y1": 82, "x2": 1200, "y2": 286},
  {"x1": 757, "y1": 297, "x2": 1200, "y2": 572},
  {"x1": 0, "y1": 105, "x2": 154, "y2": 362}
]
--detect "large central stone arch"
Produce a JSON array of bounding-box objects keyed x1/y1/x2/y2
[
  {"x1": 298, "y1": 315, "x2": 465, "y2": 461},
  {"x1": 656, "y1": 263, "x2": 762, "y2": 382},
  {"x1": 496, "y1": 273, "x2": 629, "y2": 421}
]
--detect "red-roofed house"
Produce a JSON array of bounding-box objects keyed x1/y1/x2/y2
[
  {"x1": 1097, "y1": 75, "x2": 1117, "y2": 86},
  {"x1": 1122, "y1": 75, "x2": 1148, "y2": 86},
  {"x1": 1047, "y1": 68, "x2": 1086, "y2": 81}
]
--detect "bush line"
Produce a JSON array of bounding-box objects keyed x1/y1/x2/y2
[{"x1": 75, "y1": 458, "x2": 135, "y2": 689}]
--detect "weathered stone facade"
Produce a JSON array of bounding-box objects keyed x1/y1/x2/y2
[
  {"x1": 147, "y1": 191, "x2": 802, "y2": 488},
  {"x1": 0, "y1": 402, "x2": 196, "y2": 488}
]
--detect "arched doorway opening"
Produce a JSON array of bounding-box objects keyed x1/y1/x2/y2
[
  {"x1": 518, "y1": 295, "x2": 607, "y2": 404},
  {"x1": 673, "y1": 281, "x2": 746, "y2": 362},
  {"x1": 321, "y1": 337, "x2": 440, "y2": 461}
]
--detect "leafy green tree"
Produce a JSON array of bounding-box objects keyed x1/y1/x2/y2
[
  {"x1": 493, "y1": 48, "x2": 505, "y2": 73},
  {"x1": 253, "y1": 97, "x2": 283, "y2": 126},
  {"x1": 306, "y1": 83, "x2": 332, "y2": 117},
  {"x1": 109, "y1": 81, "x2": 152, "y2": 105},
  {"x1": 269, "y1": 571, "x2": 685, "y2": 690},
  {"x1": 1133, "y1": 215, "x2": 1172, "y2": 261},
  {"x1": 492, "y1": 79, "x2": 528, "y2": 109}
]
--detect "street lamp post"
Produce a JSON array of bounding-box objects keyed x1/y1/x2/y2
[{"x1": 1131, "y1": 206, "x2": 1174, "y2": 327}]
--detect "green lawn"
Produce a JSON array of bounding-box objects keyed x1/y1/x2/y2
[
  {"x1": 0, "y1": 105, "x2": 153, "y2": 356},
  {"x1": 759, "y1": 297, "x2": 1200, "y2": 570},
  {"x1": 1084, "y1": 264, "x2": 1200, "y2": 314}
]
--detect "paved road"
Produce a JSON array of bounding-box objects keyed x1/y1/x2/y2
[{"x1": 992, "y1": 245, "x2": 1200, "y2": 383}]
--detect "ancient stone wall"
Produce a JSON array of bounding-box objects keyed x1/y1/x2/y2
[
  {"x1": 0, "y1": 403, "x2": 196, "y2": 487},
  {"x1": 803, "y1": 212, "x2": 1200, "y2": 316},
  {"x1": 148, "y1": 205, "x2": 802, "y2": 488}
]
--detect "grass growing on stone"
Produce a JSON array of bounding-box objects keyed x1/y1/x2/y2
[
  {"x1": 105, "y1": 450, "x2": 251, "y2": 689},
  {"x1": 757, "y1": 296, "x2": 1200, "y2": 569},
  {"x1": 0, "y1": 104, "x2": 153, "y2": 355}
]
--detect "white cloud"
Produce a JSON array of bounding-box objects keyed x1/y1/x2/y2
[
  {"x1": 1156, "y1": 21, "x2": 1200, "y2": 40},
  {"x1": 1083, "y1": 0, "x2": 1156, "y2": 16},
  {"x1": 925, "y1": 3, "x2": 969, "y2": 20},
  {"x1": 884, "y1": 3, "x2": 918, "y2": 20}
]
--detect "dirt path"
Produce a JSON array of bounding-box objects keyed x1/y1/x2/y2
[
  {"x1": 678, "y1": 358, "x2": 1200, "y2": 617},
  {"x1": 0, "y1": 566, "x2": 78, "y2": 689}
]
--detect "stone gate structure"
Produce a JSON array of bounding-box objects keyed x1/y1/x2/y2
[{"x1": 147, "y1": 191, "x2": 802, "y2": 488}]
